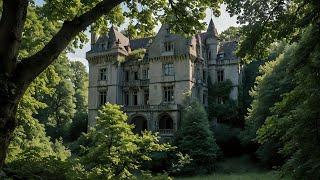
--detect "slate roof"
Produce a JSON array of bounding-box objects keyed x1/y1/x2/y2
[
  {"x1": 108, "y1": 26, "x2": 130, "y2": 47},
  {"x1": 218, "y1": 41, "x2": 239, "y2": 60},
  {"x1": 130, "y1": 37, "x2": 154, "y2": 50},
  {"x1": 207, "y1": 19, "x2": 219, "y2": 37}
]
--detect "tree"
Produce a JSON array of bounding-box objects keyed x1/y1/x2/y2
[
  {"x1": 3, "y1": 71, "x2": 71, "y2": 179},
  {"x1": 219, "y1": 26, "x2": 241, "y2": 42},
  {"x1": 224, "y1": 0, "x2": 320, "y2": 60},
  {"x1": 36, "y1": 55, "x2": 76, "y2": 140},
  {"x1": 240, "y1": 46, "x2": 294, "y2": 166},
  {"x1": 0, "y1": 0, "x2": 222, "y2": 167},
  {"x1": 174, "y1": 99, "x2": 220, "y2": 174},
  {"x1": 76, "y1": 103, "x2": 170, "y2": 179},
  {"x1": 69, "y1": 61, "x2": 89, "y2": 141},
  {"x1": 257, "y1": 26, "x2": 320, "y2": 178}
]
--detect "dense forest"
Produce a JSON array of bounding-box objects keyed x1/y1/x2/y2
[{"x1": 1, "y1": 0, "x2": 320, "y2": 179}]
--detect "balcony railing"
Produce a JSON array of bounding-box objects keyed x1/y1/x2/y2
[
  {"x1": 122, "y1": 104, "x2": 181, "y2": 112},
  {"x1": 123, "y1": 80, "x2": 141, "y2": 87},
  {"x1": 122, "y1": 79, "x2": 150, "y2": 87},
  {"x1": 158, "y1": 129, "x2": 174, "y2": 136}
]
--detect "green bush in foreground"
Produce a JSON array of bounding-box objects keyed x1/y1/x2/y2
[{"x1": 76, "y1": 103, "x2": 171, "y2": 179}]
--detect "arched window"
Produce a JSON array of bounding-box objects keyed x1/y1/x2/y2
[
  {"x1": 159, "y1": 114, "x2": 173, "y2": 130},
  {"x1": 131, "y1": 116, "x2": 148, "y2": 134}
]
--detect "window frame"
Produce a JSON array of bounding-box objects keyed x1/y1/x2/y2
[
  {"x1": 163, "y1": 63, "x2": 174, "y2": 76},
  {"x1": 99, "y1": 91, "x2": 107, "y2": 106},
  {"x1": 133, "y1": 90, "x2": 138, "y2": 105},
  {"x1": 142, "y1": 69, "x2": 150, "y2": 80},
  {"x1": 124, "y1": 91, "x2": 129, "y2": 106},
  {"x1": 124, "y1": 70, "x2": 129, "y2": 82},
  {"x1": 164, "y1": 41, "x2": 174, "y2": 52},
  {"x1": 163, "y1": 86, "x2": 174, "y2": 103},
  {"x1": 144, "y1": 89, "x2": 149, "y2": 105},
  {"x1": 134, "y1": 71, "x2": 139, "y2": 80},
  {"x1": 217, "y1": 70, "x2": 224, "y2": 82},
  {"x1": 99, "y1": 68, "x2": 107, "y2": 81}
]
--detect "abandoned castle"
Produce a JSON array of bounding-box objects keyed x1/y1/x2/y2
[{"x1": 86, "y1": 19, "x2": 242, "y2": 138}]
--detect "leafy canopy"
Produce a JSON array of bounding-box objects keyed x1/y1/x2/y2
[
  {"x1": 225, "y1": 0, "x2": 320, "y2": 60},
  {"x1": 257, "y1": 25, "x2": 320, "y2": 179}
]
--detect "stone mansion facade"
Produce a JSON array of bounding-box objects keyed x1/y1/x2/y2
[{"x1": 86, "y1": 19, "x2": 241, "y2": 138}]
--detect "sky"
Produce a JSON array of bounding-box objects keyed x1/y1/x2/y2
[{"x1": 63, "y1": 4, "x2": 239, "y2": 71}]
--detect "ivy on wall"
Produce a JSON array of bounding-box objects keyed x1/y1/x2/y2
[{"x1": 207, "y1": 77, "x2": 239, "y2": 126}]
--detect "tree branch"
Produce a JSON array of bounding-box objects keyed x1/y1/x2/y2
[
  {"x1": 0, "y1": 0, "x2": 29, "y2": 75},
  {"x1": 14, "y1": 0, "x2": 124, "y2": 84},
  {"x1": 168, "y1": 0, "x2": 188, "y2": 34}
]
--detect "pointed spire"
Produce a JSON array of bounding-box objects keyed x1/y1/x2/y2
[{"x1": 207, "y1": 18, "x2": 218, "y2": 37}]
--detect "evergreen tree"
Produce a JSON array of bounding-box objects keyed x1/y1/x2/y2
[{"x1": 175, "y1": 99, "x2": 220, "y2": 174}]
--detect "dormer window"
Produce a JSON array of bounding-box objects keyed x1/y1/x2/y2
[{"x1": 164, "y1": 41, "x2": 174, "y2": 52}]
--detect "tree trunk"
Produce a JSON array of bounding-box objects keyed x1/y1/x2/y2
[
  {"x1": 0, "y1": 76, "x2": 24, "y2": 169},
  {"x1": 0, "y1": 98, "x2": 18, "y2": 169}
]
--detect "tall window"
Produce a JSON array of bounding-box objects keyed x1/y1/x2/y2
[
  {"x1": 203, "y1": 70, "x2": 207, "y2": 82},
  {"x1": 142, "y1": 69, "x2": 149, "y2": 79},
  {"x1": 133, "y1": 91, "x2": 138, "y2": 105},
  {"x1": 100, "y1": 68, "x2": 107, "y2": 80},
  {"x1": 144, "y1": 89, "x2": 149, "y2": 105},
  {"x1": 134, "y1": 71, "x2": 139, "y2": 80},
  {"x1": 124, "y1": 70, "x2": 129, "y2": 82},
  {"x1": 217, "y1": 96, "x2": 224, "y2": 104},
  {"x1": 217, "y1": 70, "x2": 224, "y2": 82},
  {"x1": 99, "y1": 91, "x2": 107, "y2": 106},
  {"x1": 207, "y1": 51, "x2": 212, "y2": 60},
  {"x1": 159, "y1": 114, "x2": 173, "y2": 130},
  {"x1": 124, "y1": 91, "x2": 129, "y2": 106},
  {"x1": 203, "y1": 91, "x2": 207, "y2": 105},
  {"x1": 164, "y1": 41, "x2": 174, "y2": 52},
  {"x1": 163, "y1": 63, "x2": 174, "y2": 76},
  {"x1": 163, "y1": 86, "x2": 174, "y2": 103}
]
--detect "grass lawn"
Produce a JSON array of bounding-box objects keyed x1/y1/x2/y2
[{"x1": 175, "y1": 155, "x2": 289, "y2": 180}]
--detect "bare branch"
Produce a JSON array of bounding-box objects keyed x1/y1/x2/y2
[
  {"x1": 14, "y1": 0, "x2": 124, "y2": 84},
  {"x1": 0, "y1": 0, "x2": 29, "y2": 75}
]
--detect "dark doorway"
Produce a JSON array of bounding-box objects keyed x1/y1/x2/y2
[{"x1": 131, "y1": 116, "x2": 148, "y2": 134}]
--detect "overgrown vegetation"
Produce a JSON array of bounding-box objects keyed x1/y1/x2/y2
[
  {"x1": 1, "y1": 0, "x2": 320, "y2": 178},
  {"x1": 126, "y1": 48, "x2": 146, "y2": 60}
]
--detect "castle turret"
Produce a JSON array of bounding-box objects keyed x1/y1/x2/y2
[{"x1": 206, "y1": 19, "x2": 219, "y2": 65}]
